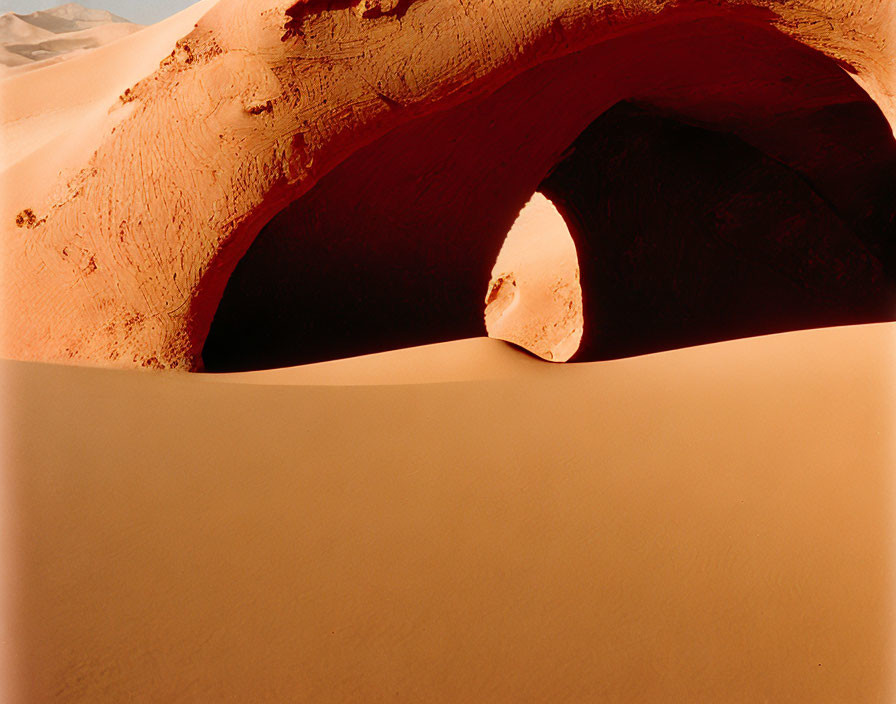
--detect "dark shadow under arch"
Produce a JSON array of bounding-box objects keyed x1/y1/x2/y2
[
  {"x1": 542, "y1": 101, "x2": 895, "y2": 361},
  {"x1": 201, "y1": 14, "x2": 896, "y2": 372}
]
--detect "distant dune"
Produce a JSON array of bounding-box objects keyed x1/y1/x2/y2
[
  {"x1": 0, "y1": 3, "x2": 141, "y2": 74},
  {"x1": 0, "y1": 13, "x2": 56, "y2": 45},
  {"x1": 0, "y1": 0, "x2": 214, "y2": 171}
]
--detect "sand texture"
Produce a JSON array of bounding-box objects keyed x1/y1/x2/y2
[
  {"x1": 2, "y1": 323, "x2": 894, "y2": 702},
  {"x1": 1, "y1": 3, "x2": 894, "y2": 698},
  {"x1": 0, "y1": 0, "x2": 894, "y2": 370}
]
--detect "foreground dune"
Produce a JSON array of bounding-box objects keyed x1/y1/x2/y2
[
  {"x1": 2, "y1": 322, "x2": 893, "y2": 702},
  {"x1": 210, "y1": 337, "x2": 549, "y2": 386}
]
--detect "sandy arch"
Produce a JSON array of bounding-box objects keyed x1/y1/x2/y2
[
  {"x1": 1, "y1": 0, "x2": 894, "y2": 370},
  {"x1": 201, "y1": 7, "x2": 896, "y2": 370}
]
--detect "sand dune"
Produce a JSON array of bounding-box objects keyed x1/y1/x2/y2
[
  {"x1": 0, "y1": 46, "x2": 30, "y2": 69},
  {"x1": 1, "y1": 22, "x2": 142, "y2": 67},
  {"x1": 212, "y1": 337, "x2": 550, "y2": 386},
  {"x1": 0, "y1": 3, "x2": 141, "y2": 74},
  {"x1": 2, "y1": 322, "x2": 894, "y2": 702},
  {"x1": 0, "y1": 1, "x2": 893, "y2": 699},
  {"x1": 8, "y1": 3, "x2": 130, "y2": 33},
  {"x1": 0, "y1": 14, "x2": 57, "y2": 45},
  {"x1": 0, "y1": 0, "x2": 215, "y2": 170}
]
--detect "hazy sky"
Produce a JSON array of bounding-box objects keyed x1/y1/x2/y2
[{"x1": 0, "y1": 0, "x2": 195, "y2": 25}]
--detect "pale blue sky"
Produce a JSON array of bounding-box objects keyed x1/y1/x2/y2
[{"x1": 0, "y1": 0, "x2": 194, "y2": 25}]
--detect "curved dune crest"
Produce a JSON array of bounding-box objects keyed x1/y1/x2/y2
[{"x1": 1, "y1": 0, "x2": 895, "y2": 370}]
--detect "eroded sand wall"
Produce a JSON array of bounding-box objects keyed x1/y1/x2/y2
[
  {"x1": 1, "y1": 0, "x2": 894, "y2": 369},
  {"x1": 202, "y1": 16, "x2": 896, "y2": 370}
]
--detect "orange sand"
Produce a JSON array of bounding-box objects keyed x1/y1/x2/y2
[
  {"x1": 2, "y1": 322, "x2": 893, "y2": 702},
  {"x1": 485, "y1": 193, "x2": 583, "y2": 362}
]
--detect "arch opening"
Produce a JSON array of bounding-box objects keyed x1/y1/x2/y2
[
  {"x1": 200, "y1": 15, "x2": 896, "y2": 372},
  {"x1": 484, "y1": 193, "x2": 583, "y2": 363}
]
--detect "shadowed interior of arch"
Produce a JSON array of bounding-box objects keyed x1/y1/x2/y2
[{"x1": 200, "y1": 14, "x2": 896, "y2": 372}]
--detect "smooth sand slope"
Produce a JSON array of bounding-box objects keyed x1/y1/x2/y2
[
  {"x1": 212, "y1": 337, "x2": 551, "y2": 386},
  {"x1": 2, "y1": 322, "x2": 894, "y2": 702}
]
